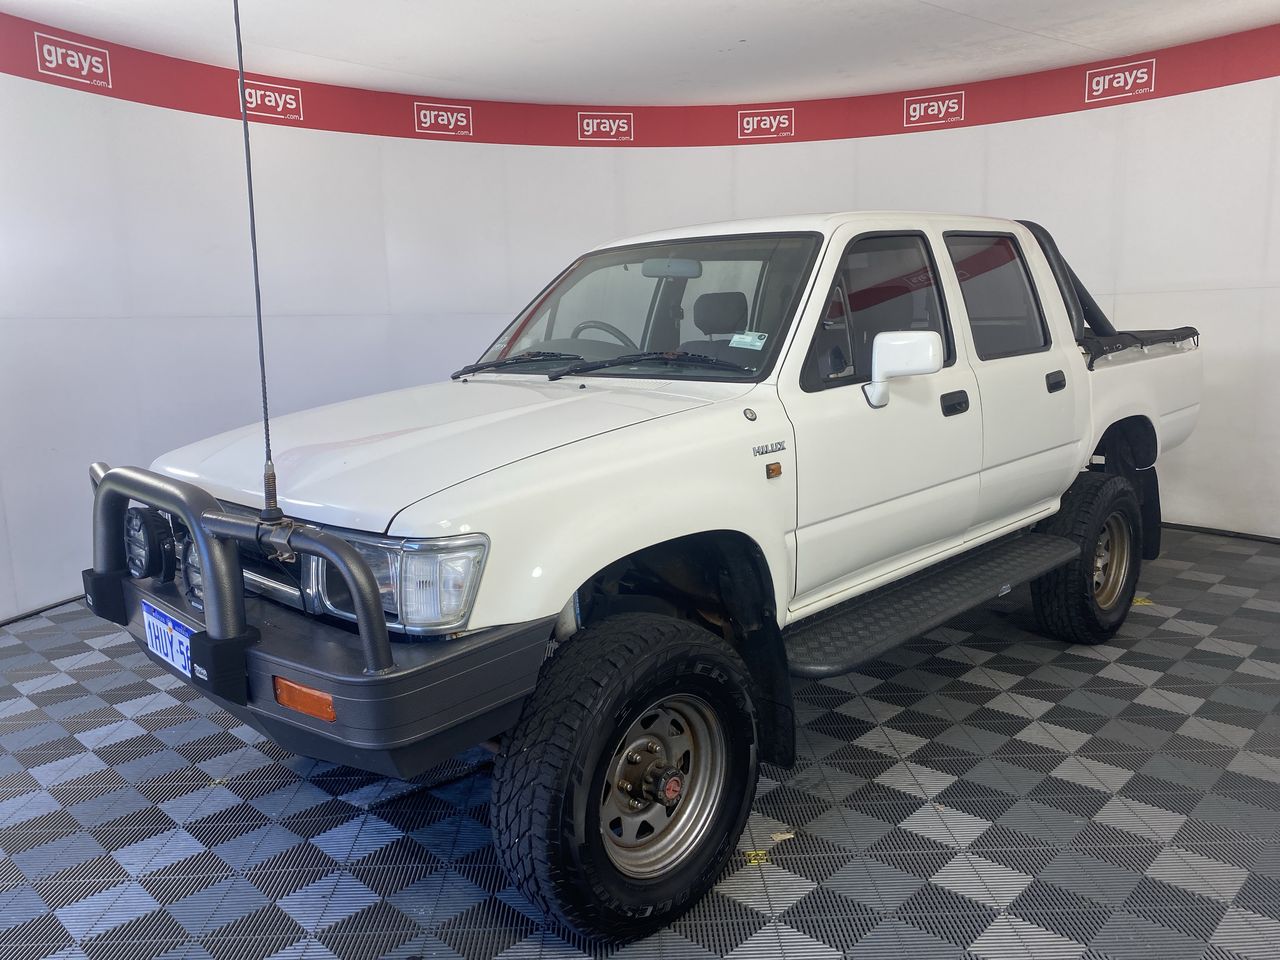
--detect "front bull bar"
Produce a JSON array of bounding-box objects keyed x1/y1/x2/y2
[{"x1": 82, "y1": 462, "x2": 395, "y2": 679}]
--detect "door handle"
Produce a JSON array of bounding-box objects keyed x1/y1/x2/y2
[
  {"x1": 940, "y1": 390, "x2": 970, "y2": 417},
  {"x1": 1046, "y1": 370, "x2": 1067, "y2": 393}
]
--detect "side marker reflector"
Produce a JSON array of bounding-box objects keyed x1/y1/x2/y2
[
  {"x1": 273, "y1": 676, "x2": 336, "y2": 722},
  {"x1": 765, "y1": 462, "x2": 782, "y2": 479}
]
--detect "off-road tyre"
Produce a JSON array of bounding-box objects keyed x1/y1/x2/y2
[
  {"x1": 1032, "y1": 471, "x2": 1143, "y2": 645},
  {"x1": 491, "y1": 613, "x2": 759, "y2": 942}
]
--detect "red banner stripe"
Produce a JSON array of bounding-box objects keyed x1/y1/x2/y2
[{"x1": 6, "y1": 13, "x2": 1280, "y2": 147}]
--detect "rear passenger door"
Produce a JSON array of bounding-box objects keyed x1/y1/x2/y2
[
  {"x1": 783, "y1": 232, "x2": 983, "y2": 606},
  {"x1": 941, "y1": 232, "x2": 1083, "y2": 535}
]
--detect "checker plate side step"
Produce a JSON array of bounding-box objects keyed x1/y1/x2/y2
[{"x1": 783, "y1": 533, "x2": 1080, "y2": 679}]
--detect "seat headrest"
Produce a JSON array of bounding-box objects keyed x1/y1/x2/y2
[{"x1": 694, "y1": 292, "x2": 748, "y2": 336}]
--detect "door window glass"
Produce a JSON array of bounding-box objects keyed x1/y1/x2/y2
[
  {"x1": 804, "y1": 234, "x2": 950, "y2": 388},
  {"x1": 945, "y1": 235, "x2": 1049, "y2": 360}
]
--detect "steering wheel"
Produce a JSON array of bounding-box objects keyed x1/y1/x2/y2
[{"x1": 570, "y1": 320, "x2": 638, "y2": 350}]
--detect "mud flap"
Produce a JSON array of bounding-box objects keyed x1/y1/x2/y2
[{"x1": 1138, "y1": 467, "x2": 1162, "y2": 560}]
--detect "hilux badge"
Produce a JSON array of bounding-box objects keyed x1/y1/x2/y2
[{"x1": 752, "y1": 441, "x2": 786, "y2": 457}]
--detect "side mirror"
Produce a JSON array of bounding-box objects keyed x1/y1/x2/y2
[{"x1": 863, "y1": 330, "x2": 944, "y2": 408}]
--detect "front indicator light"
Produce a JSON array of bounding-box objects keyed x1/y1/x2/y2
[
  {"x1": 400, "y1": 546, "x2": 484, "y2": 627},
  {"x1": 273, "y1": 676, "x2": 336, "y2": 722}
]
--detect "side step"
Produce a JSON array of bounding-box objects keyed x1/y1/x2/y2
[{"x1": 783, "y1": 533, "x2": 1080, "y2": 679}]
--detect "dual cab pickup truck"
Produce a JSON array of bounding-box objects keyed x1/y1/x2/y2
[{"x1": 83, "y1": 211, "x2": 1201, "y2": 941}]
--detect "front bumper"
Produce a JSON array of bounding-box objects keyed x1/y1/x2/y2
[
  {"x1": 82, "y1": 463, "x2": 551, "y2": 779},
  {"x1": 119, "y1": 580, "x2": 550, "y2": 778}
]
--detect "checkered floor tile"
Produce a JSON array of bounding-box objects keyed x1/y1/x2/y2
[{"x1": 3, "y1": 528, "x2": 1280, "y2": 959}]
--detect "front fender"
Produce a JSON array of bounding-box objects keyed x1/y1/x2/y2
[{"x1": 388, "y1": 392, "x2": 798, "y2": 632}]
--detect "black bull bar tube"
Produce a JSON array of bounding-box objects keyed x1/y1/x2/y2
[{"x1": 82, "y1": 462, "x2": 395, "y2": 677}]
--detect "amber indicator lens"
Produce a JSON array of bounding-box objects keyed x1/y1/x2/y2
[
  {"x1": 765, "y1": 462, "x2": 783, "y2": 479},
  {"x1": 273, "y1": 676, "x2": 336, "y2": 722}
]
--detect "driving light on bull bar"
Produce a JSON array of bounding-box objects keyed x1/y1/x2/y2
[
  {"x1": 180, "y1": 537, "x2": 204, "y2": 610},
  {"x1": 124, "y1": 506, "x2": 176, "y2": 580}
]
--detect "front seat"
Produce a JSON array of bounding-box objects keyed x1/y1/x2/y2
[{"x1": 678, "y1": 291, "x2": 749, "y2": 359}]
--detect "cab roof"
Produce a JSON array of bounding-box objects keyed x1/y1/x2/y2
[{"x1": 600, "y1": 210, "x2": 1023, "y2": 250}]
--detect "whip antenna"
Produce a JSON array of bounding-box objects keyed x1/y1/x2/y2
[{"x1": 231, "y1": 0, "x2": 283, "y2": 523}]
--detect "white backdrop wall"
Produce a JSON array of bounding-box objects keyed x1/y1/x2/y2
[{"x1": 2, "y1": 73, "x2": 1278, "y2": 622}]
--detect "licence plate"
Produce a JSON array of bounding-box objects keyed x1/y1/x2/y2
[{"x1": 141, "y1": 600, "x2": 193, "y2": 677}]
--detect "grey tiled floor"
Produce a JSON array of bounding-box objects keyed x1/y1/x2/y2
[{"x1": 3, "y1": 527, "x2": 1280, "y2": 959}]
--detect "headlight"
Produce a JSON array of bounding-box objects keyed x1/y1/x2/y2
[
  {"x1": 317, "y1": 534, "x2": 488, "y2": 632},
  {"x1": 180, "y1": 538, "x2": 204, "y2": 610},
  {"x1": 344, "y1": 540, "x2": 400, "y2": 615},
  {"x1": 123, "y1": 507, "x2": 175, "y2": 581}
]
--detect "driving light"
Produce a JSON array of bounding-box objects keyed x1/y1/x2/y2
[
  {"x1": 124, "y1": 507, "x2": 176, "y2": 580},
  {"x1": 180, "y1": 538, "x2": 205, "y2": 610}
]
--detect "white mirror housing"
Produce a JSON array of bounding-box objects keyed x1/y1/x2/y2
[{"x1": 862, "y1": 330, "x2": 944, "y2": 408}]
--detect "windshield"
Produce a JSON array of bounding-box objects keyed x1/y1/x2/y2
[{"x1": 475, "y1": 233, "x2": 821, "y2": 380}]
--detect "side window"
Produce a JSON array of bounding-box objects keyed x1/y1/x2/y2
[
  {"x1": 805, "y1": 234, "x2": 950, "y2": 387},
  {"x1": 945, "y1": 235, "x2": 1049, "y2": 360}
]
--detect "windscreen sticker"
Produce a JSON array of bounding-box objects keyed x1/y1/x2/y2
[{"x1": 729, "y1": 332, "x2": 768, "y2": 351}]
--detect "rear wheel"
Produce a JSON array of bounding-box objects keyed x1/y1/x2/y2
[
  {"x1": 491, "y1": 613, "x2": 758, "y2": 942},
  {"x1": 1032, "y1": 471, "x2": 1142, "y2": 645}
]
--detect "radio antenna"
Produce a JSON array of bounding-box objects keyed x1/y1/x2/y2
[{"x1": 231, "y1": 0, "x2": 283, "y2": 523}]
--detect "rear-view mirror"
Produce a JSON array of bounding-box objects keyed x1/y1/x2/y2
[{"x1": 642, "y1": 257, "x2": 702, "y2": 279}]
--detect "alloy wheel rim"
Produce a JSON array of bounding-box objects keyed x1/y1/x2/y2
[
  {"x1": 1093, "y1": 511, "x2": 1132, "y2": 610},
  {"x1": 599, "y1": 693, "x2": 727, "y2": 879}
]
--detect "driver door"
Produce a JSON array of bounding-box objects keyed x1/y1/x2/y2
[{"x1": 779, "y1": 231, "x2": 983, "y2": 609}]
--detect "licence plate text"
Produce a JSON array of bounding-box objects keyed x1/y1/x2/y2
[{"x1": 142, "y1": 600, "x2": 193, "y2": 677}]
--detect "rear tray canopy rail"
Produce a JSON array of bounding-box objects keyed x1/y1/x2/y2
[{"x1": 1018, "y1": 219, "x2": 1198, "y2": 369}]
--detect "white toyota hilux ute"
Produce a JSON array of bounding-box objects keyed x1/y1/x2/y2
[{"x1": 84, "y1": 211, "x2": 1201, "y2": 941}]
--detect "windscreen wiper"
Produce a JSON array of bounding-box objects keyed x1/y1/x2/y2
[
  {"x1": 451, "y1": 351, "x2": 585, "y2": 380},
  {"x1": 547, "y1": 351, "x2": 753, "y2": 381}
]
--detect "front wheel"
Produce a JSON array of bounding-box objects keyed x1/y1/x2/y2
[
  {"x1": 491, "y1": 613, "x2": 759, "y2": 942},
  {"x1": 1032, "y1": 471, "x2": 1143, "y2": 644}
]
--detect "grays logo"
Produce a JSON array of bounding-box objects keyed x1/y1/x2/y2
[
  {"x1": 1085, "y1": 58, "x2": 1156, "y2": 103},
  {"x1": 903, "y1": 91, "x2": 965, "y2": 127},
  {"x1": 738, "y1": 107, "x2": 794, "y2": 140},
  {"x1": 242, "y1": 80, "x2": 304, "y2": 121},
  {"x1": 415, "y1": 101, "x2": 473, "y2": 136},
  {"x1": 34, "y1": 32, "x2": 111, "y2": 88},
  {"x1": 578, "y1": 111, "x2": 633, "y2": 142}
]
